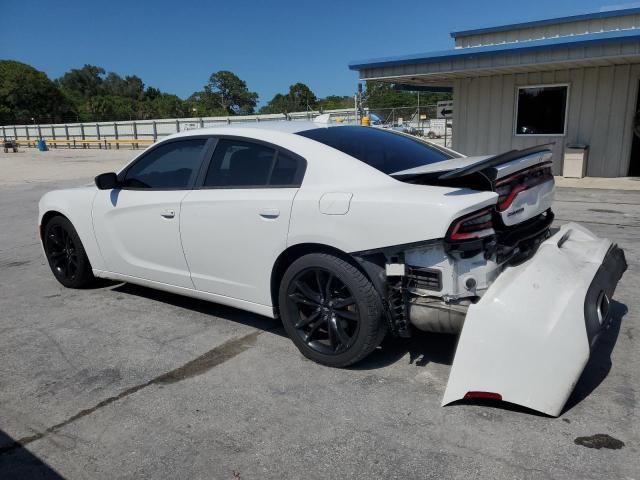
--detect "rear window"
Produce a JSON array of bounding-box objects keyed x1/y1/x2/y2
[{"x1": 296, "y1": 126, "x2": 452, "y2": 174}]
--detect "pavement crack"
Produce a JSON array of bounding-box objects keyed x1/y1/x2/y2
[
  {"x1": 37, "y1": 328, "x2": 78, "y2": 370},
  {"x1": 0, "y1": 330, "x2": 262, "y2": 456}
]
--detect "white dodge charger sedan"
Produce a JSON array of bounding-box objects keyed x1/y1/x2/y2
[{"x1": 39, "y1": 120, "x2": 626, "y2": 416}]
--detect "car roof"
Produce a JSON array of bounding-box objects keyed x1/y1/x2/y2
[
  {"x1": 170, "y1": 120, "x2": 342, "y2": 137},
  {"x1": 160, "y1": 122, "x2": 464, "y2": 159}
]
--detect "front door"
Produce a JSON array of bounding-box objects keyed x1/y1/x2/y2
[{"x1": 93, "y1": 138, "x2": 209, "y2": 288}]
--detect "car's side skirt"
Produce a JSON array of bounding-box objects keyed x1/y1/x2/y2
[{"x1": 92, "y1": 269, "x2": 276, "y2": 319}]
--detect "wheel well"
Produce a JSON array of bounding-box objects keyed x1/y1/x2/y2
[
  {"x1": 270, "y1": 243, "x2": 378, "y2": 315},
  {"x1": 40, "y1": 210, "x2": 67, "y2": 242}
]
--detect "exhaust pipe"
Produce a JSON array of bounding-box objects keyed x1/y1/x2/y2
[{"x1": 408, "y1": 297, "x2": 470, "y2": 334}]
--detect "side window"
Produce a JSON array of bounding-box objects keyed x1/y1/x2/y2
[
  {"x1": 203, "y1": 138, "x2": 306, "y2": 188},
  {"x1": 123, "y1": 139, "x2": 207, "y2": 189},
  {"x1": 271, "y1": 152, "x2": 301, "y2": 186},
  {"x1": 204, "y1": 139, "x2": 276, "y2": 187}
]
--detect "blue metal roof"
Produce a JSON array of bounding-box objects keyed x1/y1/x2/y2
[
  {"x1": 349, "y1": 29, "x2": 640, "y2": 71},
  {"x1": 450, "y1": 7, "x2": 640, "y2": 38}
]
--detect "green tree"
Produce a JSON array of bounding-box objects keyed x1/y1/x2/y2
[
  {"x1": 259, "y1": 93, "x2": 288, "y2": 114},
  {"x1": 260, "y1": 83, "x2": 317, "y2": 114},
  {"x1": 365, "y1": 81, "x2": 415, "y2": 109},
  {"x1": 186, "y1": 90, "x2": 227, "y2": 117},
  {"x1": 83, "y1": 95, "x2": 136, "y2": 121},
  {"x1": 103, "y1": 73, "x2": 145, "y2": 99},
  {"x1": 57, "y1": 64, "x2": 106, "y2": 100},
  {"x1": 144, "y1": 86, "x2": 162, "y2": 101},
  {"x1": 204, "y1": 70, "x2": 258, "y2": 115},
  {"x1": 287, "y1": 83, "x2": 317, "y2": 111},
  {"x1": 2, "y1": 61, "x2": 393, "y2": 125},
  {"x1": 0, "y1": 60, "x2": 76, "y2": 124},
  {"x1": 365, "y1": 81, "x2": 452, "y2": 110},
  {"x1": 318, "y1": 95, "x2": 353, "y2": 110},
  {"x1": 149, "y1": 93, "x2": 187, "y2": 118}
]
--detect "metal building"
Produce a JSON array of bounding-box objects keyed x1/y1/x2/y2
[{"x1": 349, "y1": 7, "x2": 640, "y2": 177}]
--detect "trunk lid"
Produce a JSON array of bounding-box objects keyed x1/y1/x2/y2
[{"x1": 391, "y1": 144, "x2": 555, "y2": 227}]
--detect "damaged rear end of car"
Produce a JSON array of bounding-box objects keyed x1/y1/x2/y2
[{"x1": 362, "y1": 144, "x2": 627, "y2": 416}]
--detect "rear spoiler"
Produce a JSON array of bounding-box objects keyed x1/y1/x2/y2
[{"x1": 438, "y1": 144, "x2": 554, "y2": 180}]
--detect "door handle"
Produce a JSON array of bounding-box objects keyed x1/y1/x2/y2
[
  {"x1": 161, "y1": 208, "x2": 175, "y2": 219},
  {"x1": 259, "y1": 208, "x2": 280, "y2": 219}
]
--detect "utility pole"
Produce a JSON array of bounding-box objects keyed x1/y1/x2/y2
[
  {"x1": 356, "y1": 83, "x2": 368, "y2": 124},
  {"x1": 417, "y1": 91, "x2": 420, "y2": 130}
]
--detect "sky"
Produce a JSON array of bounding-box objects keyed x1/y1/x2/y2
[{"x1": 1, "y1": 0, "x2": 636, "y2": 106}]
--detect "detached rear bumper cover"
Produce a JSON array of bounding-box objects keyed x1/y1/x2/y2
[{"x1": 443, "y1": 223, "x2": 627, "y2": 416}]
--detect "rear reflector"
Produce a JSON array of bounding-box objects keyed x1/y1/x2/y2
[{"x1": 464, "y1": 391, "x2": 503, "y2": 401}]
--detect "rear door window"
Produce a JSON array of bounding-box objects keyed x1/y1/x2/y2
[
  {"x1": 270, "y1": 152, "x2": 302, "y2": 186},
  {"x1": 203, "y1": 139, "x2": 305, "y2": 187}
]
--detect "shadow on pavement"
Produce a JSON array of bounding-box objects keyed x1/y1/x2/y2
[
  {"x1": 111, "y1": 281, "x2": 457, "y2": 370},
  {"x1": 353, "y1": 330, "x2": 457, "y2": 370},
  {"x1": 111, "y1": 282, "x2": 287, "y2": 336},
  {"x1": 109, "y1": 283, "x2": 627, "y2": 416},
  {"x1": 563, "y1": 300, "x2": 627, "y2": 413},
  {"x1": 0, "y1": 430, "x2": 65, "y2": 480}
]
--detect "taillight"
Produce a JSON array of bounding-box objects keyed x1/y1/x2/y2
[
  {"x1": 495, "y1": 163, "x2": 553, "y2": 211},
  {"x1": 447, "y1": 207, "x2": 495, "y2": 241}
]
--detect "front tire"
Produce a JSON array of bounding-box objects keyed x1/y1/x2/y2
[
  {"x1": 43, "y1": 216, "x2": 95, "y2": 288},
  {"x1": 279, "y1": 253, "x2": 386, "y2": 367}
]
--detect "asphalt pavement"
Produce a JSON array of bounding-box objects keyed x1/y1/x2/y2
[{"x1": 0, "y1": 149, "x2": 638, "y2": 479}]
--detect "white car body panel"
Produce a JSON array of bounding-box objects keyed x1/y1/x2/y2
[
  {"x1": 443, "y1": 223, "x2": 613, "y2": 416},
  {"x1": 180, "y1": 187, "x2": 297, "y2": 305},
  {"x1": 499, "y1": 179, "x2": 555, "y2": 227},
  {"x1": 319, "y1": 192, "x2": 353, "y2": 215},
  {"x1": 289, "y1": 182, "x2": 497, "y2": 253},
  {"x1": 493, "y1": 151, "x2": 552, "y2": 178},
  {"x1": 38, "y1": 187, "x2": 105, "y2": 271},
  {"x1": 91, "y1": 269, "x2": 275, "y2": 318},
  {"x1": 92, "y1": 189, "x2": 194, "y2": 288}
]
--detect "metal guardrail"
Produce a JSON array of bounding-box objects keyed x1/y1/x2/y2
[
  {"x1": 17, "y1": 138, "x2": 155, "y2": 149},
  {"x1": 1, "y1": 109, "x2": 358, "y2": 149}
]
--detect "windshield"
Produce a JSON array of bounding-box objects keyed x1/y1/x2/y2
[{"x1": 296, "y1": 126, "x2": 454, "y2": 174}]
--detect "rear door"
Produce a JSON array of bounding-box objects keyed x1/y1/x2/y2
[
  {"x1": 92, "y1": 137, "x2": 210, "y2": 288},
  {"x1": 180, "y1": 137, "x2": 305, "y2": 306}
]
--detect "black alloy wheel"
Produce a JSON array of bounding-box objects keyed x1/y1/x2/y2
[
  {"x1": 279, "y1": 253, "x2": 386, "y2": 367},
  {"x1": 287, "y1": 267, "x2": 360, "y2": 355},
  {"x1": 46, "y1": 223, "x2": 79, "y2": 281},
  {"x1": 43, "y1": 216, "x2": 94, "y2": 288}
]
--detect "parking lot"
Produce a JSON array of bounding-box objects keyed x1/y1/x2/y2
[{"x1": 0, "y1": 148, "x2": 638, "y2": 479}]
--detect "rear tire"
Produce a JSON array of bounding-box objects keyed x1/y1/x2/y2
[
  {"x1": 279, "y1": 253, "x2": 386, "y2": 367},
  {"x1": 43, "y1": 216, "x2": 95, "y2": 288}
]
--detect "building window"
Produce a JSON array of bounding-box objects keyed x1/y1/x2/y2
[{"x1": 515, "y1": 84, "x2": 568, "y2": 136}]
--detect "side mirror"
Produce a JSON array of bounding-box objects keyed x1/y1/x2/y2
[{"x1": 95, "y1": 172, "x2": 120, "y2": 190}]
